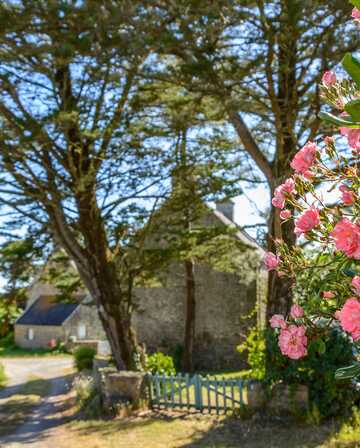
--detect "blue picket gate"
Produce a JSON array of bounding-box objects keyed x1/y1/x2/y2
[{"x1": 148, "y1": 373, "x2": 252, "y2": 414}]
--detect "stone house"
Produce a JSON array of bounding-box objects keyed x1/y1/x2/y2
[
  {"x1": 14, "y1": 201, "x2": 266, "y2": 369},
  {"x1": 14, "y1": 282, "x2": 105, "y2": 350}
]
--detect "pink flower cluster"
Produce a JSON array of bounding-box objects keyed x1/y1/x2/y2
[
  {"x1": 290, "y1": 142, "x2": 318, "y2": 176},
  {"x1": 338, "y1": 298, "x2": 360, "y2": 341},
  {"x1": 269, "y1": 305, "x2": 307, "y2": 359},
  {"x1": 272, "y1": 178, "x2": 295, "y2": 209},
  {"x1": 331, "y1": 219, "x2": 360, "y2": 260},
  {"x1": 279, "y1": 325, "x2": 308, "y2": 360},
  {"x1": 294, "y1": 207, "x2": 320, "y2": 236},
  {"x1": 339, "y1": 185, "x2": 356, "y2": 206}
]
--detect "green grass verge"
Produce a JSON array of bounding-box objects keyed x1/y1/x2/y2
[
  {"x1": 0, "y1": 345, "x2": 70, "y2": 357},
  {"x1": 0, "y1": 363, "x2": 7, "y2": 388},
  {"x1": 64, "y1": 413, "x2": 360, "y2": 448}
]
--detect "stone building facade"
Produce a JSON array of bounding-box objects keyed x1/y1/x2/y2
[
  {"x1": 15, "y1": 202, "x2": 266, "y2": 370},
  {"x1": 14, "y1": 294, "x2": 105, "y2": 350}
]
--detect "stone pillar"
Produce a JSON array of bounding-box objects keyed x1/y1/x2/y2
[
  {"x1": 268, "y1": 383, "x2": 308, "y2": 414},
  {"x1": 247, "y1": 381, "x2": 267, "y2": 410},
  {"x1": 101, "y1": 370, "x2": 150, "y2": 415}
]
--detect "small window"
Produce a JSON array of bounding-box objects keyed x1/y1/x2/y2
[
  {"x1": 27, "y1": 328, "x2": 34, "y2": 341},
  {"x1": 78, "y1": 324, "x2": 87, "y2": 339}
]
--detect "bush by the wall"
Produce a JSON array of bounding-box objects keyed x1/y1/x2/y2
[
  {"x1": 265, "y1": 327, "x2": 359, "y2": 419},
  {"x1": 239, "y1": 325, "x2": 359, "y2": 419},
  {"x1": 0, "y1": 332, "x2": 15, "y2": 349},
  {"x1": 145, "y1": 352, "x2": 176, "y2": 375},
  {"x1": 74, "y1": 346, "x2": 96, "y2": 371},
  {"x1": 237, "y1": 326, "x2": 266, "y2": 380}
]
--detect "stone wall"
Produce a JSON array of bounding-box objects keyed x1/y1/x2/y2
[
  {"x1": 14, "y1": 324, "x2": 64, "y2": 349},
  {"x1": 64, "y1": 304, "x2": 106, "y2": 341},
  {"x1": 133, "y1": 256, "x2": 260, "y2": 370}
]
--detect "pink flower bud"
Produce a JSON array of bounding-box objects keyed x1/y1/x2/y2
[
  {"x1": 280, "y1": 209, "x2": 292, "y2": 220},
  {"x1": 352, "y1": 7, "x2": 360, "y2": 19},
  {"x1": 290, "y1": 304, "x2": 304, "y2": 319},
  {"x1": 351, "y1": 276, "x2": 360, "y2": 296},
  {"x1": 264, "y1": 252, "x2": 280, "y2": 271},
  {"x1": 322, "y1": 70, "x2": 337, "y2": 87},
  {"x1": 270, "y1": 314, "x2": 287, "y2": 329}
]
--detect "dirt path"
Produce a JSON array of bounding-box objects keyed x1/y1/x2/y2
[{"x1": 0, "y1": 357, "x2": 74, "y2": 447}]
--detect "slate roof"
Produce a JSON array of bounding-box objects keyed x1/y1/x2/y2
[{"x1": 16, "y1": 295, "x2": 80, "y2": 326}]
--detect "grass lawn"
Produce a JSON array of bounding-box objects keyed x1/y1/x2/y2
[
  {"x1": 50, "y1": 411, "x2": 360, "y2": 448},
  {"x1": 0, "y1": 375, "x2": 51, "y2": 437},
  {"x1": 0, "y1": 345, "x2": 71, "y2": 357}
]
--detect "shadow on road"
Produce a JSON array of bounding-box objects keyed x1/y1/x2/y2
[{"x1": 0, "y1": 373, "x2": 75, "y2": 447}]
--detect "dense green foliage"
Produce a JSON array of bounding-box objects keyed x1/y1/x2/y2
[
  {"x1": 145, "y1": 352, "x2": 176, "y2": 376},
  {"x1": 74, "y1": 347, "x2": 97, "y2": 372},
  {"x1": 240, "y1": 325, "x2": 358, "y2": 418},
  {"x1": 266, "y1": 328, "x2": 358, "y2": 418},
  {"x1": 0, "y1": 363, "x2": 6, "y2": 388},
  {"x1": 237, "y1": 326, "x2": 266, "y2": 380}
]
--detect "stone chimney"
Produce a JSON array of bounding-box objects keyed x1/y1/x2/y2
[{"x1": 216, "y1": 199, "x2": 235, "y2": 222}]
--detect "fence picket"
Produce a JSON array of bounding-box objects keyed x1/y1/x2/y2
[
  {"x1": 238, "y1": 380, "x2": 244, "y2": 406},
  {"x1": 206, "y1": 376, "x2": 211, "y2": 413},
  {"x1": 222, "y1": 378, "x2": 227, "y2": 413},
  {"x1": 162, "y1": 374, "x2": 168, "y2": 408},
  {"x1": 186, "y1": 374, "x2": 190, "y2": 410},
  {"x1": 178, "y1": 374, "x2": 183, "y2": 408},
  {"x1": 230, "y1": 380, "x2": 235, "y2": 410},
  {"x1": 215, "y1": 379, "x2": 220, "y2": 415},
  {"x1": 155, "y1": 374, "x2": 161, "y2": 406}
]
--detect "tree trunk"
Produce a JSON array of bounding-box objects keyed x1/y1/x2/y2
[
  {"x1": 52, "y1": 191, "x2": 141, "y2": 371},
  {"x1": 265, "y1": 0, "x2": 299, "y2": 321},
  {"x1": 266, "y1": 203, "x2": 296, "y2": 321},
  {"x1": 182, "y1": 259, "x2": 196, "y2": 372}
]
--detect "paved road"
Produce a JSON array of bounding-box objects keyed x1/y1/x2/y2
[{"x1": 0, "y1": 357, "x2": 74, "y2": 447}]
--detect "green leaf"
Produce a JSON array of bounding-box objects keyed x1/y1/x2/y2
[
  {"x1": 345, "y1": 99, "x2": 360, "y2": 121},
  {"x1": 319, "y1": 111, "x2": 360, "y2": 128},
  {"x1": 350, "y1": 0, "x2": 360, "y2": 8},
  {"x1": 342, "y1": 53, "x2": 360, "y2": 89},
  {"x1": 335, "y1": 363, "x2": 360, "y2": 380},
  {"x1": 317, "y1": 339, "x2": 326, "y2": 355}
]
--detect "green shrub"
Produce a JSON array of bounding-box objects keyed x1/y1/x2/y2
[
  {"x1": 145, "y1": 352, "x2": 176, "y2": 375},
  {"x1": 0, "y1": 332, "x2": 15, "y2": 349},
  {"x1": 237, "y1": 326, "x2": 266, "y2": 380},
  {"x1": 239, "y1": 325, "x2": 359, "y2": 419},
  {"x1": 265, "y1": 327, "x2": 359, "y2": 419},
  {"x1": 74, "y1": 346, "x2": 96, "y2": 371},
  {"x1": 172, "y1": 344, "x2": 184, "y2": 372},
  {"x1": 0, "y1": 363, "x2": 7, "y2": 388}
]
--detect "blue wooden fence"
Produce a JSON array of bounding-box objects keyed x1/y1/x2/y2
[{"x1": 148, "y1": 373, "x2": 252, "y2": 414}]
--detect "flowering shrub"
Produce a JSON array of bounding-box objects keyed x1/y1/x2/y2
[
  {"x1": 265, "y1": 327, "x2": 357, "y2": 418},
  {"x1": 265, "y1": 5, "x2": 360, "y2": 379}
]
